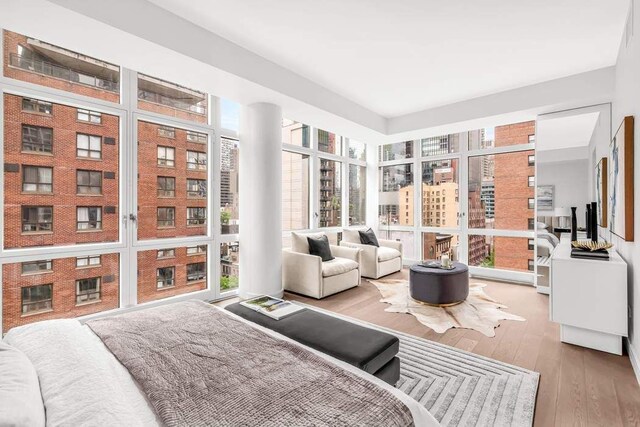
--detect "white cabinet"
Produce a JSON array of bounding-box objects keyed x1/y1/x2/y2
[{"x1": 550, "y1": 239, "x2": 628, "y2": 354}]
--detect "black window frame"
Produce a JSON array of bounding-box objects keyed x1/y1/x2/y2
[
  {"x1": 157, "y1": 207, "x2": 175, "y2": 228},
  {"x1": 22, "y1": 206, "x2": 53, "y2": 232},
  {"x1": 22, "y1": 124, "x2": 53, "y2": 154},
  {"x1": 22, "y1": 165, "x2": 53, "y2": 193},
  {"x1": 77, "y1": 170, "x2": 103, "y2": 195}
]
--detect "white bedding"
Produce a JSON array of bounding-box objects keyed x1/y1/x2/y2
[{"x1": 4, "y1": 305, "x2": 439, "y2": 427}]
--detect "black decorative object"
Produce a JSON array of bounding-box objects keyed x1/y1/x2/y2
[
  {"x1": 359, "y1": 228, "x2": 380, "y2": 247},
  {"x1": 591, "y1": 201, "x2": 598, "y2": 242},
  {"x1": 307, "y1": 235, "x2": 334, "y2": 262},
  {"x1": 586, "y1": 204, "x2": 592, "y2": 239},
  {"x1": 571, "y1": 207, "x2": 577, "y2": 241}
]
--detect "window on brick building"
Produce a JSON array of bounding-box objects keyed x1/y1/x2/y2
[
  {"x1": 156, "y1": 266, "x2": 175, "y2": 289},
  {"x1": 528, "y1": 259, "x2": 535, "y2": 271},
  {"x1": 76, "y1": 255, "x2": 101, "y2": 268},
  {"x1": 187, "y1": 262, "x2": 206, "y2": 282},
  {"x1": 22, "y1": 206, "x2": 53, "y2": 232},
  {"x1": 528, "y1": 176, "x2": 535, "y2": 187},
  {"x1": 157, "y1": 207, "x2": 175, "y2": 227},
  {"x1": 77, "y1": 170, "x2": 102, "y2": 194},
  {"x1": 187, "y1": 245, "x2": 207, "y2": 255},
  {"x1": 528, "y1": 135, "x2": 535, "y2": 144},
  {"x1": 528, "y1": 198, "x2": 535, "y2": 209},
  {"x1": 77, "y1": 108, "x2": 102, "y2": 124},
  {"x1": 528, "y1": 239, "x2": 535, "y2": 250},
  {"x1": 528, "y1": 154, "x2": 535, "y2": 166},
  {"x1": 21, "y1": 284, "x2": 53, "y2": 314},
  {"x1": 186, "y1": 130, "x2": 207, "y2": 144},
  {"x1": 157, "y1": 176, "x2": 176, "y2": 197},
  {"x1": 158, "y1": 126, "x2": 175, "y2": 138},
  {"x1": 187, "y1": 179, "x2": 206, "y2": 198},
  {"x1": 22, "y1": 166, "x2": 52, "y2": 193},
  {"x1": 21, "y1": 260, "x2": 53, "y2": 275},
  {"x1": 157, "y1": 248, "x2": 175, "y2": 259},
  {"x1": 76, "y1": 133, "x2": 102, "y2": 159},
  {"x1": 528, "y1": 218, "x2": 535, "y2": 230},
  {"x1": 77, "y1": 207, "x2": 102, "y2": 230},
  {"x1": 157, "y1": 146, "x2": 175, "y2": 167},
  {"x1": 187, "y1": 207, "x2": 206, "y2": 226},
  {"x1": 186, "y1": 150, "x2": 207, "y2": 170},
  {"x1": 22, "y1": 98, "x2": 52, "y2": 115},
  {"x1": 76, "y1": 277, "x2": 101, "y2": 304},
  {"x1": 22, "y1": 125, "x2": 53, "y2": 154}
]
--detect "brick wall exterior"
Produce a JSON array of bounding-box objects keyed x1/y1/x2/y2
[
  {"x1": 2, "y1": 253, "x2": 119, "y2": 331},
  {"x1": 3, "y1": 31, "x2": 119, "y2": 103},
  {"x1": 3, "y1": 94, "x2": 119, "y2": 248},
  {"x1": 137, "y1": 99, "x2": 207, "y2": 125},
  {"x1": 493, "y1": 121, "x2": 535, "y2": 271},
  {"x1": 137, "y1": 247, "x2": 207, "y2": 304},
  {"x1": 137, "y1": 120, "x2": 208, "y2": 240}
]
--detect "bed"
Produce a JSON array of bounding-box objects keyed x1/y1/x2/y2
[{"x1": 1, "y1": 300, "x2": 438, "y2": 427}]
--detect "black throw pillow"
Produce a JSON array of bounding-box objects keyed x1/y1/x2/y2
[
  {"x1": 359, "y1": 228, "x2": 379, "y2": 247},
  {"x1": 307, "y1": 235, "x2": 334, "y2": 262}
]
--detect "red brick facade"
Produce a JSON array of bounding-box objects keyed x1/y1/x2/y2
[
  {"x1": 138, "y1": 99, "x2": 207, "y2": 124},
  {"x1": 137, "y1": 246, "x2": 207, "y2": 304},
  {"x1": 493, "y1": 121, "x2": 535, "y2": 271},
  {"x1": 137, "y1": 120, "x2": 208, "y2": 240},
  {"x1": 3, "y1": 94, "x2": 119, "y2": 248},
  {"x1": 3, "y1": 31, "x2": 120, "y2": 103},
  {"x1": 2, "y1": 253, "x2": 119, "y2": 331}
]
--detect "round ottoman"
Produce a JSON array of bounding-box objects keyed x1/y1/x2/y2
[{"x1": 409, "y1": 262, "x2": 469, "y2": 306}]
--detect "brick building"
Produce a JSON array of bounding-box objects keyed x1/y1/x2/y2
[
  {"x1": 2, "y1": 30, "x2": 214, "y2": 331},
  {"x1": 493, "y1": 121, "x2": 535, "y2": 271}
]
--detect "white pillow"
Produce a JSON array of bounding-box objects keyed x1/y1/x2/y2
[
  {"x1": 291, "y1": 231, "x2": 326, "y2": 254},
  {"x1": 342, "y1": 228, "x2": 367, "y2": 244},
  {"x1": 536, "y1": 221, "x2": 548, "y2": 230},
  {"x1": 0, "y1": 342, "x2": 45, "y2": 427}
]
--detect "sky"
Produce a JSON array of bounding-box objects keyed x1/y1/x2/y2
[{"x1": 220, "y1": 98, "x2": 240, "y2": 131}]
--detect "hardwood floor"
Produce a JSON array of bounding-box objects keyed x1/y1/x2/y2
[{"x1": 278, "y1": 269, "x2": 640, "y2": 426}]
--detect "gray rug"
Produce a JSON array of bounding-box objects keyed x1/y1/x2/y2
[{"x1": 302, "y1": 305, "x2": 539, "y2": 427}]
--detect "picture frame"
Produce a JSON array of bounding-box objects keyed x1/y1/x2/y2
[
  {"x1": 536, "y1": 185, "x2": 554, "y2": 211},
  {"x1": 608, "y1": 116, "x2": 634, "y2": 241},
  {"x1": 595, "y1": 158, "x2": 607, "y2": 228}
]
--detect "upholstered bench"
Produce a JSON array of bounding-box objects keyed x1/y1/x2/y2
[{"x1": 225, "y1": 302, "x2": 401, "y2": 386}]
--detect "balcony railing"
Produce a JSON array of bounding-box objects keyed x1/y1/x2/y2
[
  {"x1": 9, "y1": 53, "x2": 119, "y2": 92},
  {"x1": 138, "y1": 89, "x2": 207, "y2": 115}
]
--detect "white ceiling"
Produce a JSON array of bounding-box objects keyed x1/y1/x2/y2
[
  {"x1": 536, "y1": 111, "x2": 600, "y2": 152},
  {"x1": 147, "y1": 0, "x2": 628, "y2": 118}
]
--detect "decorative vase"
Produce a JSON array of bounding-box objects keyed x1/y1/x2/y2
[
  {"x1": 571, "y1": 207, "x2": 577, "y2": 241},
  {"x1": 591, "y1": 201, "x2": 598, "y2": 242},
  {"x1": 586, "y1": 204, "x2": 592, "y2": 239}
]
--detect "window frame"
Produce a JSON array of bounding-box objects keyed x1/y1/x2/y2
[
  {"x1": 186, "y1": 261, "x2": 206, "y2": 283},
  {"x1": 75, "y1": 277, "x2": 101, "y2": 304},
  {"x1": 157, "y1": 207, "x2": 176, "y2": 228},
  {"x1": 77, "y1": 108, "x2": 102, "y2": 124},
  {"x1": 186, "y1": 207, "x2": 207, "y2": 226},
  {"x1": 22, "y1": 97, "x2": 52, "y2": 115},
  {"x1": 21, "y1": 205, "x2": 53, "y2": 233},
  {"x1": 76, "y1": 170, "x2": 103, "y2": 195},
  {"x1": 21, "y1": 259, "x2": 52, "y2": 275},
  {"x1": 157, "y1": 145, "x2": 175, "y2": 167},
  {"x1": 156, "y1": 266, "x2": 175, "y2": 289},
  {"x1": 21, "y1": 283, "x2": 53, "y2": 315},
  {"x1": 76, "y1": 255, "x2": 101, "y2": 268},
  {"x1": 22, "y1": 165, "x2": 53, "y2": 193},
  {"x1": 22, "y1": 124, "x2": 53, "y2": 154},
  {"x1": 157, "y1": 176, "x2": 176, "y2": 198},
  {"x1": 76, "y1": 206, "x2": 102, "y2": 231},
  {"x1": 186, "y1": 150, "x2": 207, "y2": 170},
  {"x1": 76, "y1": 133, "x2": 102, "y2": 159}
]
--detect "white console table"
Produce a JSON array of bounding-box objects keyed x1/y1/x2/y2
[{"x1": 550, "y1": 237, "x2": 628, "y2": 354}]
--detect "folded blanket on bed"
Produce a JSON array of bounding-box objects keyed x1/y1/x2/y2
[{"x1": 87, "y1": 301, "x2": 414, "y2": 427}]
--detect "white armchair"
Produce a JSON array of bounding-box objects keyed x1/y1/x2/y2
[
  {"x1": 339, "y1": 229, "x2": 403, "y2": 279},
  {"x1": 283, "y1": 232, "x2": 362, "y2": 299}
]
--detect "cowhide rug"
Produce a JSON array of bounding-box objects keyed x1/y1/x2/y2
[{"x1": 369, "y1": 279, "x2": 524, "y2": 337}]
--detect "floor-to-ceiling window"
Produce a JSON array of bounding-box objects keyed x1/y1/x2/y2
[
  {"x1": 378, "y1": 122, "x2": 535, "y2": 283},
  {"x1": 0, "y1": 29, "x2": 233, "y2": 333},
  {"x1": 281, "y1": 120, "x2": 367, "y2": 247}
]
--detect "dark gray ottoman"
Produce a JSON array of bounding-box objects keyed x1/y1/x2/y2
[
  {"x1": 410, "y1": 262, "x2": 469, "y2": 306},
  {"x1": 225, "y1": 302, "x2": 401, "y2": 385}
]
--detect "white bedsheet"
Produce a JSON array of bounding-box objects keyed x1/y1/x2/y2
[{"x1": 5, "y1": 305, "x2": 439, "y2": 427}]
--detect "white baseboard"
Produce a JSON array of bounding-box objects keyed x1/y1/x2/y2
[{"x1": 627, "y1": 339, "x2": 640, "y2": 386}]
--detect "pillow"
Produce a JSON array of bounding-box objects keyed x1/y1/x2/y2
[
  {"x1": 342, "y1": 229, "x2": 363, "y2": 244},
  {"x1": 536, "y1": 221, "x2": 548, "y2": 230},
  {"x1": 537, "y1": 231, "x2": 560, "y2": 247},
  {"x1": 359, "y1": 228, "x2": 380, "y2": 247},
  {"x1": 307, "y1": 235, "x2": 334, "y2": 262},
  {"x1": 0, "y1": 342, "x2": 45, "y2": 427},
  {"x1": 291, "y1": 231, "x2": 325, "y2": 254}
]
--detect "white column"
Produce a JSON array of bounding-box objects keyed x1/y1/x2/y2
[{"x1": 239, "y1": 103, "x2": 283, "y2": 299}]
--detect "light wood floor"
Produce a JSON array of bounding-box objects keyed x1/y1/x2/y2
[{"x1": 274, "y1": 269, "x2": 640, "y2": 426}]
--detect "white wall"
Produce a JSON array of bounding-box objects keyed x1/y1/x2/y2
[
  {"x1": 537, "y1": 159, "x2": 590, "y2": 227},
  {"x1": 606, "y1": 0, "x2": 640, "y2": 379}
]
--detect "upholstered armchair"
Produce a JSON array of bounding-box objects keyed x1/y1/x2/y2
[
  {"x1": 339, "y1": 229, "x2": 403, "y2": 279},
  {"x1": 283, "y1": 232, "x2": 362, "y2": 299}
]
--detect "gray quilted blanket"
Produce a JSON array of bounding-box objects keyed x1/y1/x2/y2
[{"x1": 87, "y1": 300, "x2": 414, "y2": 427}]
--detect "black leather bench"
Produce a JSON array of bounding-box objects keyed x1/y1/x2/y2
[{"x1": 225, "y1": 302, "x2": 401, "y2": 386}]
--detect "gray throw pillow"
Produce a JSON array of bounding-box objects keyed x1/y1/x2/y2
[
  {"x1": 359, "y1": 228, "x2": 379, "y2": 247},
  {"x1": 307, "y1": 235, "x2": 335, "y2": 262}
]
